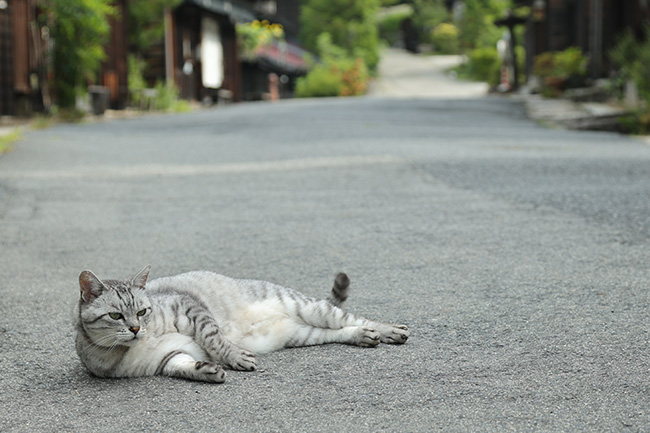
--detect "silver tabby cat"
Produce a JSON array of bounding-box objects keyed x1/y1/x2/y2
[{"x1": 74, "y1": 265, "x2": 409, "y2": 382}]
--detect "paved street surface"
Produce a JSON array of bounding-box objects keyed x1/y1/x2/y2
[
  {"x1": 369, "y1": 49, "x2": 488, "y2": 98},
  {"x1": 1, "y1": 50, "x2": 650, "y2": 432}
]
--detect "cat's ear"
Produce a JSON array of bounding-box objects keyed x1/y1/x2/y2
[
  {"x1": 79, "y1": 270, "x2": 107, "y2": 302},
  {"x1": 130, "y1": 264, "x2": 151, "y2": 289}
]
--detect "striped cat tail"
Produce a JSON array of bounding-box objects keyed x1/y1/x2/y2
[{"x1": 327, "y1": 272, "x2": 350, "y2": 307}]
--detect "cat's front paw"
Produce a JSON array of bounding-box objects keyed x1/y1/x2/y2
[
  {"x1": 380, "y1": 324, "x2": 409, "y2": 344},
  {"x1": 195, "y1": 361, "x2": 227, "y2": 383},
  {"x1": 226, "y1": 349, "x2": 257, "y2": 371}
]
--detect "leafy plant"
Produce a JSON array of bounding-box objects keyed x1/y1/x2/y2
[
  {"x1": 295, "y1": 64, "x2": 344, "y2": 97},
  {"x1": 127, "y1": 0, "x2": 183, "y2": 54},
  {"x1": 431, "y1": 23, "x2": 459, "y2": 54},
  {"x1": 534, "y1": 47, "x2": 587, "y2": 79},
  {"x1": 127, "y1": 55, "x2": 147, "y2": 107},
  {"x1": 237, "y1": 20, "x2": 284, "y2": 60},
  {"x1": 466, "y1": 47, "x2": 500, "y2": 85},
  {"x1": 609, "y1": 26, "x2": 650, "y2": 133},
  {"x1": 0, "y1": 130, "x2": 20, "y2": 154},
  {"x1": 300, "y1": 0, "x2": 380, "y2": 72},
  {"x1": 610, "y1": 26, "x2": 650, "y2": 105},
  {"x1": 43, "y1": 0, "x2": 116, "y2": 109},
  {"x1": 376, "y1": 7, "x2": 413, "y2": 46},
  {"x1": 295, "y1": 33, "x2": 369, "y2": 98},
  {"x1": 457, "y1": 0, "x2": 509, "y2": 51}
]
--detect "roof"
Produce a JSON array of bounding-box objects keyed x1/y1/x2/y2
[
  {"x1": 185, "y1": 0, "x2": 256, "y2": 23},
  {"x1": 253, "y1": 40, "x2": 311, "y2": 75}
]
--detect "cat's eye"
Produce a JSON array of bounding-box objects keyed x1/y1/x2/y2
[
  {"x1": 136, "y1": 309, "x2": 147, "y2": 317},
  {"x1": 108, "y1": 312, "x2": 123, "y2": 320}
]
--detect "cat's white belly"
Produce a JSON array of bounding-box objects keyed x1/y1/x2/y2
[{"x1": 220, "y1": 298, "x2": 292, "y2": 353}]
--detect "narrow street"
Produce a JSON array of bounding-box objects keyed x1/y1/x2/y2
[
  {"x1": 369, "y1": 48, "x2": 488, "y2": 98},
  {"x1": 1, "y1": 49, "x2": 650, "y2": 432}
]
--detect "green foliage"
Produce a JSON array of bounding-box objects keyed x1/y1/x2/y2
[
  {"x1": 295, "y1": 34, "x2": 369, "y2": 98},
  {"x1": 533, "y1": 47, "x2": 588, "y2": 96},
  {"x1": 300, "y1": 0, "x2": 380, "y2": 72},
  {"x1": 411, "y1": 0, "x2": 449, "y2": 44},
  {"x1": 376, "y1": 7, "x2": 413, "y2": 46},
  {"x1": 609, "y1": 26, "x2": 650, "y2": 133},
  {"x1": 127, "y1": 0, "x2": 183, "y2": 53},
  {"x1": 431, "y1": 23, "x2": 459, "y2": 54},
  {"x1": 555, "y1": 47, "x2": 588, "y2": 77},
  {"x1": 154, "y1": 82, "x2": 179, "y2": 111},
  {"x1": 44, "y1": 0, "x2": 116, "y2": 109},
  {"x1": 127, "y1": 55, "x2": 147, "y2": 107},
  {"x1": 237, "y1": 20, "x2": 285, "y2": 60},
  {"x1": 0, "y1": 130, "x2": 20, "y2": 154},
  {"x1": 466, "y1": 47, "x2": 501, "y2": 86},
  {"x1": 295, "y1": 64, "x2": 344, "y2": 97},
  {"x1": 533, "y1": 47, "x2": 587, "y2": 79},
  {"x1": 618, "y1": 111, "x2": 650, "y2": 135},
  {"x1": 457, "y1": 0, "x2": 511, "y2": 50},
  {"x1": 610, "y1": 26, "x2": 650, "y2": 105}
]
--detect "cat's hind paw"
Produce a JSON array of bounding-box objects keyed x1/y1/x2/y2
[
  {"x1": 195, "y1": 361, "x2": 226, "y2": 383},
  {"x1": 226, "y1": 349, "x2": 257, "y2": 371},
  {"x1": 380, "y1": 324, "x2": 409, "y2": 344},
  {"x1": 356, "y1": 327, "x2": 381, "y2": 348}
]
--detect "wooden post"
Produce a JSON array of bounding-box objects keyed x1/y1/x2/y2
[
  {"x1": 164, "y1": 7, "x2": 174, "y2": 88},
  {"x1": 591, "y1": 0, "x2": 603, "y2": 79}
]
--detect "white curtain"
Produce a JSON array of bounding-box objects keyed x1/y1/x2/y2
[{"x1": 201, "y1": 17, "x2": 224, "y2": 89}]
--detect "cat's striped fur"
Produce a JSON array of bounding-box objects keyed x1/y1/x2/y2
[{"x1": 74, "y1": 265, "x2": 409, "y2": 382}]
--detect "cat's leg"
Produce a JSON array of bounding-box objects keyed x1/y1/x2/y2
[
  {"x1": 285, "y1": 324, "x2": 382, "y2": 348},
  {"x1": 157, "y1": 351, "x2": 227, "y2": 383},
  {"x1": 117, "y1": 333, "x2": 227, "y2": 382},
  {"x1": 188, "y1": 308, "x2": 258, "y2": 371},
  {"x1": 286, "y1": 295, "x2": 409, "y2": 345}
]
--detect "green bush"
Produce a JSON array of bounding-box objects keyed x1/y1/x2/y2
[
  {"x1": 128, "y1": 55, "x2": 147, "y2": 107},
  {"x1": 300, "y1": 0, "x2": 380, "y2": 72},
  {"x1": 466, "y1": 47, "x2": 500, "y2": 86},
  {"x1": 296, "y1": 32, "x2": 370, "y2": 98},
  {"x1": 377, "y1": 8, "x2": 412, "y2": 46},
  {"x1": 431, "y1": 23, "x2": 459, "y2": 54},
  {"x1": 411, "y1": 0, "x2": 449, "y2": 45},
  {"x1": 610, "y1": 26, "x2": 650, "y2": 104},
  {"x1": 295, "y1": 65, "x2": 343, "y2": 97},
  {"x1": 44, "y1": 0, "x2": 115, "y2": 109},
  {"x1": 610, "y1": 26, "x2": 650, "y2": 133},
  {"x1": 533, "y1": 47, "x2": 588, "y2": 96},
  {"x1": 296, "y1": 57, "x2": 369, "y2": 98},
  {"x1": 534, "y1": 47, "x2": 588, "y2": 79}
]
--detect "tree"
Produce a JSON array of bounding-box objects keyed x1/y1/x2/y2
[
  {"x1": 299, "y1": 0, "x2": 381, "y2": 72},
  {"x1": 127, "y1": 0, "x2": 183, "y2": 54},
  {"x1": 44, "y1": 0, "x2": 115, "y2": 109}
]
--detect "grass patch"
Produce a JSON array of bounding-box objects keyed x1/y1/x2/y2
[{"x1": 0, "y1": 130, "x2": 21, "y2": 154}]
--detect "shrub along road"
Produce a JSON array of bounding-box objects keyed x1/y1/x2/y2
[{"x1": 1, "y1": 51, "x2": 650, "y2": 432}]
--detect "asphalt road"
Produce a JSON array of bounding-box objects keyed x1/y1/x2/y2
[{"x1": 1, "y1": 53, "x2": 650, "y2": 432}]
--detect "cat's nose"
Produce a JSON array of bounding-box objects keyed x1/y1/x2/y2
[{"x1": 129, "y1": 326, "x2": 140, "y2": 335}]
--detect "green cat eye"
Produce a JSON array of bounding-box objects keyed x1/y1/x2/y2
[
  {"x1": 136, "y1": 309, "x2": 147, "y2": 317},
  {"x1": 108, "y1": 312, "x2": 123, "y2": 320}
]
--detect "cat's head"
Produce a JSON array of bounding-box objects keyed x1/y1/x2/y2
[{"x1": 77, "y1": 265, "x2": 153, "y2": 348}]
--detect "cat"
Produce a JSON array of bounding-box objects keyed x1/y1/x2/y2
[{"x1": 74, "y1": 265, "x2": 409, "y2": 383}]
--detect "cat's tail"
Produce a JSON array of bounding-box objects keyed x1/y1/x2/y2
[{"x1": 327, "y1": 272, "x2": 350, "y2": 307}]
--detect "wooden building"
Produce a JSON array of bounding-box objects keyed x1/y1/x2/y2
[
  {"x1": 165, "y1": 0, "x2": 256, "y2": 103},
  {"x1": 515, "y1": 0, "x2": 650, "y2": 80},
  {"x1": 100, "y1": 0, "x2": 129, "y2": 110},
  {"x1": 0, "y1": 0, "x2": 129, "y2": 116},
  {"x1": 0, "y1": 0, "x2": 42, "y2": 116}
]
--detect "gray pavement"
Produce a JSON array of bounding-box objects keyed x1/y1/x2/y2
[{"x1": 1, "y1": 50, "x2": 650, "y2": 432}]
